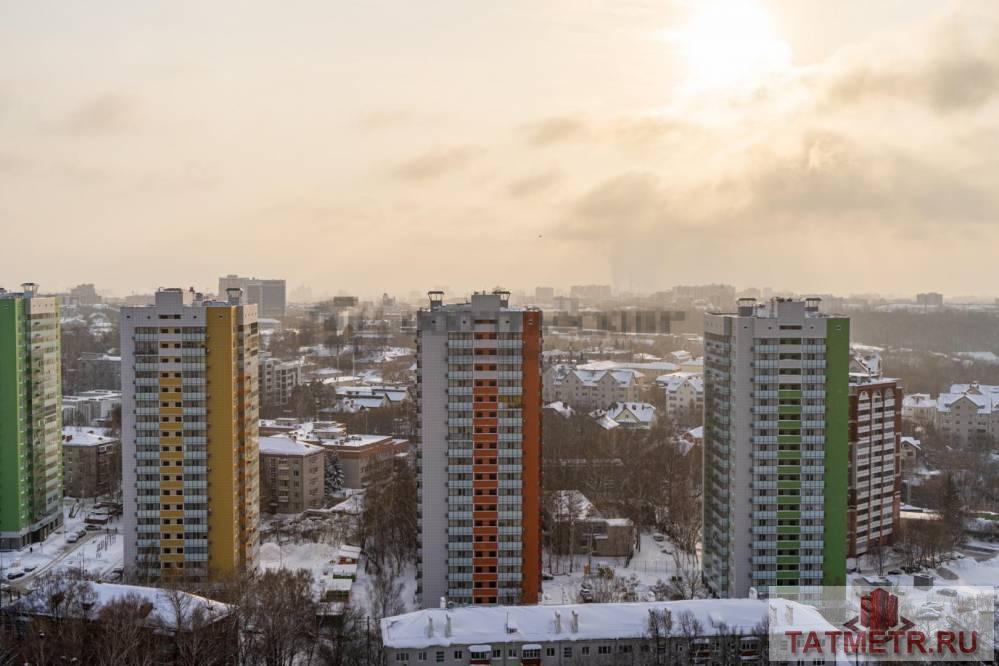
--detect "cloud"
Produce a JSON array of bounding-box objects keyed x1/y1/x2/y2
[
  {"x1": 815, "y1": 5, "x2": 999, "y2": 113},
  {"x1": 389, "y1": 145, "x2": 482, "y2": 182},
  {"x1": 53, "y1": 94, "x2": 137, "y2": 135},
  {"x1": 520, "y1": 115, "x2": 589, "y2": 147},
  {"x1": 507, "y1": 170, "x2": 562, "y2": 198}
]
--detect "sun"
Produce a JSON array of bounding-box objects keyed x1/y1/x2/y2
[{"x1": 664, "y1": 0, "x2": 792, "y2": 96}]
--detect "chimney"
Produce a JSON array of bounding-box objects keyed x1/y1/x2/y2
[
  {"x1": 427, "y1": 617, "x2": 434, "y2": 638},
  {"x1": 571, "y1": 610, "x2": 579, "y2": 633},
  {"x1": 737, "y1": 298, "x2": 756, "y2": 316},
  {"x1": 226, "y1": 287, "x2": 243, "y2": 305},
  {"x1": 805, "y1": 297, "x2": 821, "y2": 313},
  {"x1": 445, "y1": 614, "x2": 452, "y2": 638},
  {"x1": 439, "y1": 596, "x2": 446, "y2": 610},
  {"x1": 21, "y1": 282, "x2": 38, "y2": 297},
  {"x1": 554, "y1": 610, "x2": 561, "y2": 634}
]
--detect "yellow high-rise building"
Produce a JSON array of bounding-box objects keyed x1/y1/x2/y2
[{"x1": 121, "y1": 288, "x2": 259, "y2": 581}]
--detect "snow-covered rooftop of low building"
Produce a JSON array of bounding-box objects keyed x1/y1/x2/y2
[
  {"x1": 544, "y1": 401, "x2": 575, "y2": 418},
  {"x1": 259, "y1": 435, "x2": 324, "y2": 456},
  {"x1": 381, "y1": 599, "x2": 825, "y2": 649},
  {"x1": 11, "y1": 581, "x2": 230, "y2": 630},
  {"x1": 320, "y1": 434, "x2": 406, "y2": 449},
  {"x1": 62, "y1": 426, "x2": 118, "y2": 447}
]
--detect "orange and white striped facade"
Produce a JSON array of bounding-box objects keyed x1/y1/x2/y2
[{"x1": 417, "y1": 291, "x2": 542, "y2": 607}]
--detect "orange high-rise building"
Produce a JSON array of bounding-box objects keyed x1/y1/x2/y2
[{"x1": 417, "y1": 290, "x2": 542, "y2": 607}]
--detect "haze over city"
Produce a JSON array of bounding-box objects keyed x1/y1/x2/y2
[
  {"x1": 3, "y1": 3, "x2": 999, "y2": 664},
  {"x1": 3, "y1": 1, "x2": 999, "y2": 297}
]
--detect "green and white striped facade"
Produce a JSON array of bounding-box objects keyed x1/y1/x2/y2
[
  {"x1": 702, "y1": 298, "x2": 848, "y2": 598},
  {"x1": 0, "y1": 284, "x2": 64, "y2": 550}
]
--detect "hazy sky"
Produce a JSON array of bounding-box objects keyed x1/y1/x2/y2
[{"x1": 2, "y1": 0, "x2": 997, "y2": 298}]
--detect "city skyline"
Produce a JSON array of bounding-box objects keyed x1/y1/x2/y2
[{"x1": 3, "y1": 2, "x2": 999, "y2": 296}]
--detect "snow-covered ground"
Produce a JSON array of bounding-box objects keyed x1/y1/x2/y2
[
  {"x1": 542, "y1": 532, "x2": 693, "y2": 605},
  {"x1": 1, "y1": 498, "x2": 123, "y2": 588}
]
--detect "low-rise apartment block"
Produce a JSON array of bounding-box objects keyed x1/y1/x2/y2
[
  {"x1": 62, "y1": 426, "x2": 122, "y2": 498},
  {"x1": 259, "y1": 436, "x2": 325, "y2": 514}
]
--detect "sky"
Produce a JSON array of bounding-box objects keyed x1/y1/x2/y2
[{"x1": 2, "y1": 0, "x2": 997, "y2": 299}]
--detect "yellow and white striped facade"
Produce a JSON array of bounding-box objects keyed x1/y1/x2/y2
[{"x1": 121, "y1": 288, "x2": 259, "y2": 581}]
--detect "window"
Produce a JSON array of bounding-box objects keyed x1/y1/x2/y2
[
  {"x1": 395, "y1": 653, "x2": 409, "y2": 662},
  {"x1": 598, "y1": 645, "x2": 612, "y2": 655},
  {"x1": 418, "y1": 652, "x2": 427, "y2": 662},
  {"x1": 435, "y1": 652, "x2": 444, "y2": 663},
  {"x1": 546, "y1": 647, "x2": 556, "y2": 657},
  {"x1": 453, "y1": 650, "x2": 463, "y2": 660},
  {"x1": 581, "y1": 646, "x2": 590, "y2": 656},
  {"x1": 563, "y1": 646, "x2": 573, "y2": 658}
]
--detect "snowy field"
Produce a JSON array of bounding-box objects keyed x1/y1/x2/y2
[{"x1": 1, "y1": 498, "x2": 124, "y2": 590}]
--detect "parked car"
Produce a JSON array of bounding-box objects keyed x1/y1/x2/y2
[
  {"x1": 22, "y1": 565, "x2": 36, "y2": 573},
  {"x1": 6, "y1": 571, "x2": 25, "y2": 581},
  {"x1": 937, "y1": 588, "x2": 958, "y2": 597},
  {"x1": 887, "y1": 569, "x2": 903, "y2": 575},
  {"x1": 66, "y1": 534, "x2": 79, "y2": 543},
  {"x1": 85, "y1": 524, "x2": 101, "y2": 531},
  {"x1": 541, "y1": 572, "x2": 554, "y2": 581},
  {"x1": 652, "y1": 534, "x2": 666, "y2": 542}
]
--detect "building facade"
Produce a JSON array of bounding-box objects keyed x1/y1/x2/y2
[
  {"x1": 658, "y1": 372, "x2": 704, "y2": 426},
  {"x1": 935, "y1": 383, "x2": 999, "y2": 447},
  {"x1": 703, "y1": 298, "x2": 849, "y2": 598},
  {"x1": 259, "y1": 354, "x2": 304, "y2": 408},
  {"x1": 316, "y1": 434, "x2": 410, "y2": 489},
  {"x1": 417, "y1": 291, "x2": 542, "y2": 607},
  {"x1": 542, "y1": 365, "x2": 641, "y2": 409},
  {"x1": 380, "y1": 600, "x2": 778, "y2": 666},
  {"x1": 847, "y1": 376, "x2": 902, "y2": 558},
  {"x1": 258, "y1": 436, "x2": 325, "y2": 514},
  {"x1": 218, "y1": 275, "x2": 286, "y2": 318},
  {"x1": 0, "y1": 284, "x2": 64, "y2": 549},
  {"x1": 73, "y1": 352, "x2": 122, "y2": 391},
  {"x1": 63, "y1": 427, "x2": 121, "y2": 498},
  {"x1": 120, "y1": 288, "x2": 260, "y2": 581}
]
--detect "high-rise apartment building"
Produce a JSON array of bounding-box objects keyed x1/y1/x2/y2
[
  {"x1": 218, "y1": 275, "x2": 286, "y2": 318},
  {"x1": 703, "y1": 298, "x2": 848, "y2": 598},
  {"x1": 416, "y1": 290, "x2": 542, "y2": 607},
  {"x1": 120, "y1": 288, "x2": 260, "y2": 581},
  {"x1": 0, "y1": 284, "x2": 64, "y2": 549},
  {"x1": 848, "y1": 376, "x2": 902, "y2": 558}
]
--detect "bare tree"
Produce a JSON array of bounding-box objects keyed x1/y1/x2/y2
[
  {"x1": 93, "y1": 593, "x2": 158, "y2": 666},
  {"x1": 242, "y1": 569, "x2": 319, "y2": 666}
]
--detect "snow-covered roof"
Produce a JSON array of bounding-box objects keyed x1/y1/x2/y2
[
  {"x1": 319, "y1": 434, "x2": 407, "y2": 449},
  {"x1": 902, "y1": 393, "x2": 934, "y2": 407},
  {"x1": 259, "y1": 435, "x2": 324, "y2": 456},
  {"x1": 657, "y1": 372, "x2": 704, "y2": 393},
  {"x1": 900, "y1": 436, "x2": 921, "y2": 450},
  {"x1": 12, "y1": 581, "x2": 230, "y2": 630},
  {"x1": 686, "y1": 426, "x2": 704, "y2": 439},
  {"x1": 62, "y1": 426, "x2": 117, "y2": 447},
  {"x1": 550, "y1": 490, "x2": 596, "y2": 521},
  {"x1": 579, "y1": 360, "x2": 678, "y2": 373},
  {"x1": 936, "y1": 385, "x2": 999, "y2": 414},
  {"x1": 382, "y1": 599, "x2": 800, "y2": 649},
  {"x1": 544, "y1": 401, "x2": 575, "y2": 418},
  {"x1": 603, "y1": 402, "x2": 656, "y2": 427}
]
